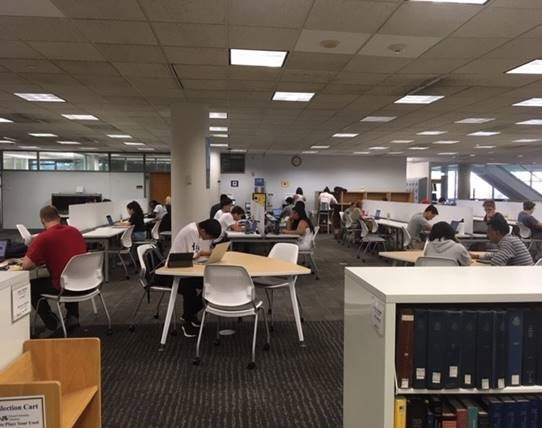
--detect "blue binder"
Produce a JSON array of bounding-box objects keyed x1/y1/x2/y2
[
  {"x1": 493, "y1": 310, "x2": 506, "y2": 389},
  {"x1": 427, "y1": 310, "x2": 445, "y2": 389},
  {"x1": 482, "y1": 396, "x2": 503, "y2": 428},
  {"x1": 444, "y1": 310, "x2": 462, "y2": 388},
  {"x1": 412, "y1": 308, "x2": 428, "y2": 389},
  {"x1": 460, "y1": 310, "x2": 477, "y2": 388},
  {"x1": 476, "y1": 310, "x2": 495, "y2": 390},
  {"x1": 506, "y1": 309, "x2": 524, "y2": 386},
  {"x1": 523, "y1": 309, "x2": 537, "y2": 386}
]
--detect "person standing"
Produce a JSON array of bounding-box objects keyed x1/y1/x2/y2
[
  {"x1": 293, "y1": 187, "x2": 306, "y2": 204},
  {"x1": 210, "y1": 194, "x2": 228, "y2": 219}
]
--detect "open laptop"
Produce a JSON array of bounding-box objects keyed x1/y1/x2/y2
[
  {"x1": 450, "y1": 220, "x2": 460, "y2": 233},
  {"x1": 374, "y1": 209, "x2": 381, "y2": 219},
  {"x1": 197, "y1": 241, "x2": 230, "y2": 265},
  {"x1": 473, "y1": 220, "x2": 489, "y2": 234}
]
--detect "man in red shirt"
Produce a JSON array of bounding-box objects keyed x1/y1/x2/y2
[{"x1": 22, "y1": 205, "x2": 87, "y2": 332}]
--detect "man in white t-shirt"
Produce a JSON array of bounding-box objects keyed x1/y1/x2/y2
[
  {"x1": 318, "y1": 187, "x2": 338, "y2": 207},
  {"x1": 149, "y1": 200, "x2": 167, "y2": 220},
  {"x1": 213, "y1": 196, "x2": 233, "y2": 220},
  {"x1": 170, "y1": 218, "x2": 221, "y2": 337},
  {"x1": 218, "y1": 206, "x2": 245, "y2": 233}
]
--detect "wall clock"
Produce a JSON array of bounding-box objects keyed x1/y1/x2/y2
[{"x1": 291, "y1": 155, "x2": 302, "y2": 167}]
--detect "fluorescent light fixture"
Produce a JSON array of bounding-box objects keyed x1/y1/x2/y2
[
  {"x1": 353, "y1": 151, "x2": 370, "y2": 155},
  {"x1": 124, "y1": 142, "x2": 145, "y2": 146},
  {"x1": 107, "y1": 134, "x2": 132, "y2": 139},
  {"x1": 14, "y1": 93, "x2": 65, "y2": 102},
  {"x1": 302, "y1": 150, "x2": 317, "y2": 154},
  {"x1": 390, "y1": 140, "x2": 414, "y2": 144},
  {"x1": 394, "y1": 95, "x2": 444, "y2": 104},
  {"x1": 513, "y1": 98, "x2": 542, "y2": 107},
  {"x1": 210, "y1": 143, "x2": 228, "y2": 148},
  {"x1": 311, "y1": 145, "x2": 330, "y2": 149},
  {"x1": 409, "y1": 0, "x2": 487, "y2": 3},
  {"x1": 408, "y1": 146, "x2": 430, "y2": 150},
  {"x1": 475, "y1": 145, "x2": 496, "y2": 149},
  {"x1": 0, "y1": 118, "x2": 13, "y2": 123},
  {"x1": 29, "y1": 133, "x2": 57, "y2": 137},
  {"x1": 0, "y1": 140, "x2": 15, "y2": 144},
  {"x1": 272, "y1": 91, "x2": 314, "y2": 102},
  {"x1": 230, "y1": 48, "x2": 287, "y2": 68},
  {"x1": 513, "y1": 138, "x2": 541, "y2": 143},
  {"x1": 333, "y1": 133, "x2": 358, "y2": 138},
  {"x1": 138, "y1": 148, "x2": 155, "y2": 151},
  {"x1": 209, "y1": 126, "x2": 228, "y2": 132},
  {"x1": 61, "y1": 114, "x2": 99, "y2": 121},
  {"x1": 417, "y1": 130, "x2": 447, "y2": 136},
  {"x1": 18, "y1": 146, "x2": 39, "y2": 149},
  {"x1": 368, "y1": 146, "x2": 389, "y2": 150},
  {"x1": 57, "y1": 141, "x2": 80, "y2": 145},
  {"x1": 209, "y1": 112, "x2": 227, "y2": 119},
  {"x1": 360, "y1": 116, "x2": 396, "y2": 123},
  {"x1": 230, "y1": 149, "x2": 247, "y2": 153},
  {"x1": 438, "y1": 152, "x2": 458, "y2": 155},
  {"x1": 389, "y1": 152, "x2": 404, "y2": 155},
  {"x1": 79, "y1": 147, "x2": 98, "y2": 150},
  {"x1": 455, "y1": 118, "x2": 495, "y2": 124},
  {"x1": 507, "y1": 59, "x2": 542, "y2": 75},
  {"x1": 516, "y1": 119, "x2": 542, "y2": 125},
  {"x1": 211, "y1": 134, "x2": 228, "y2": 138},
  {"x1": 468, "y1": 131, "x2": 500, "y2": 136},
  {"x1": 432, "y1": 140, "x2": 459, "y2": 145}
]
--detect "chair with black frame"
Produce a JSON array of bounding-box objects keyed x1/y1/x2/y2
[{"x1": 129, "y1": 244, "x2": 177, "y2": 334}]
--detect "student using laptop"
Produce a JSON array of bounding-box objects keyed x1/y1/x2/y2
[
  {"x1": 218, "y1": 206, "x2": 245, "y2": 235},
  {"x1": 423, "y1": 222, "x2": 471, "y2": 266},
  {"x1": 170, "y1": 218, "x2": 221, "y2": 337},
  {"x1": 116, "y1": 201, "x2": 146, "y2": 240},
  {"x1": 407, "y1": 205, "x2": 439, "y2": 249}
]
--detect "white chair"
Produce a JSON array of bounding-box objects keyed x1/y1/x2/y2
[
  {"x1": 16, "y1": 224, "x2": 33, "y2": 246},
  {"x1": 356, "y1": 220, "x2": 387, "y2": 259},
  {"x1": 33, "y1": 251, "x2": 112, "y2": 337},
  {"x1": 133, "y1": 220, "x2": 162, "y2": 245},
  {"x1": 298, "y1": 226, "x2": 320, "y2": 280},
  {"x1": 534, "y1": 258, "x2": 542, "y2": 266},
  {"x1": 402, "y1": 227, "x2": 412, "y2": 249},
  {"x1": 194, "y1": 265, "x2": 270, "y2": 369},
  {"x1": 111, "y1": 225, "x2": 137, "y2": 279},
  {"x1": 129, "y1": 244, "x2": 177, "y2": 333},
  {"x1": 253, "y1": 243, "x2": 304, "y2": 339},
  {"x1": 415, "y1": 256, "x2": 459, "y2": 266}
]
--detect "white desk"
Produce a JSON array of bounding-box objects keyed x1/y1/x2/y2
[
  {"x1": 0, "y1": 271, "x2": 30, "y2": 370},
  {"x1": 156, "y1": 251, "x2": 311, "y2": 350},
  {"x1": 375, "y1": 219, "x2": 407, "y2": 249},
  {"x1": 344, "y1": 266, "x2": 542, "y2": 428},
  {"x1": 83, "y1": 227, "x2": 125, "y2": 282},
  {"x1": 226, "y1": 231, "x2": 299, "y2": 245}
]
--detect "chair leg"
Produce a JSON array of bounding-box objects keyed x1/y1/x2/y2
[
  {"x1": 55, "y1": 301, "x2": 67, "y2": 338},
  {"x1": 261, "y1": 307, "x2": 271, "y2": 350},
  {"x1": 214, "y1": 315, "x2": 220, "y2": 345},
  {"x1": 154, "y1": 292, "x2": 165, "y2": 319},
  {"x1": 129, "y1": 251, "x2": 138, "y2": 273},
  {"x1": 193, "y1": 310, "x2": 207, "y2": 365},
  {"x1": 91, "y1": 297, "x2": 98, "y2": 318},
  {"x1": 309, "y1": 253, "x2": 319, "y2": 280},
  {"x1": 118, "y1": 253, "x2": 129, "y2": 279},
  {"x1": 98, "y1": 292, "x2": 113, "y2": 335},
  {"x1": 297, "y1": 294, "x2": 304, "y2": 323},
  {"x1": 264, "y1": 288, "x2": 274, "y2": 330},
  {"x1": 129, "y1": 290, "x2": 147, "y2": 332},
  {"x1": 248, "y1": 311, "x2": 259, "y2": 369},
  {"x1": 32, "y1": 297, "x2": 44, "y2": 335}
]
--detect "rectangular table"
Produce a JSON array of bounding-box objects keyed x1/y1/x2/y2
[
  {"x1": 375, "y1": 219, "x2": 407, "y2": 250},
  {"x1": 379, "y1": 250, "x2": 486, "y2": 266},
  {"x1": 156, "y1": 251, "x2": 311, "y2": 350},
  {"x1": 83, "y1": 227, "x2": 126, "y2": 282}
]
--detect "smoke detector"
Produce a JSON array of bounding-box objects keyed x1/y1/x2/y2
[{"x1": 319, "y1": 39, "x2": 340, "y2": 49}]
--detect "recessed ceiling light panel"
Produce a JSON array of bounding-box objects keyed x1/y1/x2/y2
[
  {"x1": 368, "y1": 146, "x2": 389, "y2": 150},
  {"x1": 209, "y1": 112, "x2": 227, "y2": 119},
  {"x1": 455, "y1": 118, "x2": 495, "y2": 124},
  {"x1": 29, "y1": 133, "x2": 57, "y2": 137},
  {"x1": 475, "y1": 145, "x2": 496, "y2": 149},
  {"x1": 394, "y1": 95, "x2": 444, "y2": 104},
  {"x1": 231, "y1": 149, "x2": 247, "y2": 153},
  {"x1": 57, "y1": 141, "x2": 80, "y2": 145},
  {"x1": 468, "y1": 131, "x2": 500, "y2": 136},
  {"x1": 433, "y1": 140, "x2": 459, "y2": 145},
  {"x1": 124, "y1": 142, "x2": 145, "y2": 146},
  {"x1": 230, "y1": 49, "x2": 287, "y2": 68},
  {"x1": 209, "y1": 126, "x2": 228, "y2": 132},
  {"x1": 417, "y1": 130, "x2": 447, "y2": 136},
  {"x1": 107, "y1": 134, "x2": 132, "y2": 139},
  {"x1": 302, "y1": 150, "x2": 318, "y2": 154},
  {"x1": 311, "y1": 145, "x2": 330, "y2": 149},
  {"x1": 360, "y1": 116, "x2": 396, "y2": 122},
  {"x1": 15, "y1": 93, "x2": 65, "y2": 102},
  {"x1": 0, "y1": 118, "x2": 13, "y2": 123},
  {"x1": 333, "y1": 133, "x2": 358, "y2": 138},
  {"x1": 211, "y1": 134, "x2": 228, "y2": 138},
  {"x1": 408, "y1": 146, "x2": 429, "y2": 150},
  {"x1": 210, "y1": 143, "x2": 228, "y2": 148},
  {"x1": 353, "y1": 151, "x2": 370, "y2": 155},
  {"x1": 390, "y1": 140, "x2": 414, "y2": 144},
  {"x1": 513, "y1": 98, "x2": 542, "y2": 107},
  {"x1": 61, "y1": 114, "x2": 99, "y2": 120},
  {"x1": 513, "y1": 138, "x2": 541, "y2": 143},
  {"x1": 272, "y1": 91, "x2": 315, "y2": 102},
  {"x1": 516, "y1": 119, "x2": 542, "y2": 125},
  {"x1": 438, "y1": 152, "x2": 458, "y2": 155},
  {"x1": 507, "y1": 59, "x2": 542, "y2": 75}
]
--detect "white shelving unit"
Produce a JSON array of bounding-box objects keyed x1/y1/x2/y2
[{"x1": 343, "y1": 266, "x2": 542, "y2": 428}]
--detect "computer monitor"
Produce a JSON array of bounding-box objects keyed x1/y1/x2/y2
[
  {"x1": 0, "y1": 240, "x2": 8, "y2": 260},
  {"x1": 272, "y1": 208, "x2": 282, "y2": 218},
  {"x1": 106, "y1": 215, "x2": 114, "y2": 226},
  {"x1": 375, "y1": 209, "x2": 381, "y2": 219}
]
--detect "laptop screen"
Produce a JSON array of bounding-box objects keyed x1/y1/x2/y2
[
  {"x1": 450, "y1": 220, "x2": 460, "y2": 233},
  {"x1": 0, "y1": 240, "x2": 8, "y2": 259},
  {"x1": 272, "y1": 208, "x2": 282, "y2": 218},
  {"x1": 375, "y1": 209, "x2": 381, "y2": 219},
  {"x1": 106, "y1": 215, "x2": 114, "y2": 225}
]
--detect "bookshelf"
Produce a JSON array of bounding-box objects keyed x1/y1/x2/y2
[
  {"x1": 339, "y1": 191, "x2": 413, "y2": 207},
  {"x1": 343, "y1": 266, "x2": 542, "y2": 428}
]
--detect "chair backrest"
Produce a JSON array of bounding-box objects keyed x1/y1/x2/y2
[
  {"x1": 121, "y1": 225, "x2": 135, "y2": 248},
  {"x1": 151, "y1": 220, "x2": 161, "y2": 240},
  {"x1": 535, "y1": 258, "x2": 542, "y2": 266},
  {"x1": 415, "y1": 256, "x2": 459, "y2": 267},
  {"x1": 518, "y1": 222, "x2": 532, "y2": 239},
  {"x1": 402, "y1": 227, "x2": 411, "y2": 249},
  {"x1": 16, "y1": 224, "x2": 32, "y2": 246},
  {"x1": 368, "y1": 218, "x2": 379, "y2": 234},
  {"x1": 137, "y1": 244, "x2": 164, "y2": 288},
  {"x1": 60, "y1": 252, "x2": 104, "y2": 292},
  {"x1": 203, "y1": 265, "x2": 255, "y2": 307},
  {"x1": 268, "y1": 242, "x2": 299, "y2": 264}
]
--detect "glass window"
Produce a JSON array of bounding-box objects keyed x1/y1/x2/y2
[
  {"x1": 145, "y1": 154, "x2": 171, "y2": 172},
  {"x1": 470, "y1": 172, "x2": 493, "y2": 199},
  {"x1": 110, "y1": 153, "x2": 144, "y2": 172},
  {"x1": 430, "y1": 167, "x2": 442, "y2": 180},
  {"x1": 38, "y1": 152, "x2": 109, "y2": 171},
  {"x1": 3, "y1": 151, "x2": 38, "y2": 170},
  {"x1": 447, "y1": 169, "x2": 457, "y2": 200}
]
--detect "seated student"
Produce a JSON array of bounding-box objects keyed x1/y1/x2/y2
[
  {"x1": 170, "y1": 219, "x2": 221, "y2": 337},
  {"x1": 283, "y1": 204, "x2": 315, "y2": 250},
  {"x1": 117, "y1": 201, "x2": 146, "y2": 241},
  {"x1": 149, "y1": 200, "x2": 167, "y2": 221},
  {"x1": 210, "y1": 194, "x2": 228, "y2": 219},
  {"x1": 423, "y1": 222, "x2": 471, "y2": 266},
  {"x1": 22, "y1": 206, "x2": 87, "y2": 333},
  {"x1": 213, "y1": 196, "x2": 233, "y2": 220},
  {"x1": 471, "y1": 214, "x2": 533, "y2": 266},
  {"x1": 407, "y1": 205, "x2": 439, "y2": 249},
  {"x1": 158, "y1": 203, "x2": 171, "y2": 233},
  {"x1": 518, "y1": 201, "x2": 542, "y2": 238},
  {"x1": 319, "y1": 187, "x2": 338, "y2": 207},
  {"x1": 482, "y1": 199, "x2": 497, "y2": 222},
  {"x1": 280, "y1": 197, "x2": 294, "y2": 219},
  {"x1": 218, "y1": 206, "x2": 245, "y2": 234}
]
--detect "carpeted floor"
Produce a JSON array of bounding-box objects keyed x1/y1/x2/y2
[{"x1": 83, "y1": 320, "x2": 343, "y2": 428}]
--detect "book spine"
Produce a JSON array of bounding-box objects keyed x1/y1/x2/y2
[
  {"x1": 460, "y1": 310, "x2": 477, "y2": 388},
  {"x1": 395, "y1": 397, "x2": 407, "y2": 428},
  {"x1": 396, "y1": 308, "x2": 415, "y2": 389},
  {"x1": 506, "y1": 309, "x2": 524, "y2": 386},
  {"x1": 444, "y1": 311, "x2": 462, "y2": 389},
  {"x1": 413, "y1": 308, "x2": 428, "y2": 389},
  {"x1": 523, "y1": 309, "x2": 537, "y2": 386},
  {"x1": 427, "y1": 310, "x2": 445, "y2": 389}
]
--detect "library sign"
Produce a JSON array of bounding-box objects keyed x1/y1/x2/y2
[{"x1": 0, "y1": 396, "x2": 45, "y2": 427}]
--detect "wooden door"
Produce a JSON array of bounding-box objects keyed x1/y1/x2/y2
[{"x1": 149, "y1": 172, "x2": 171, "y2": 203}]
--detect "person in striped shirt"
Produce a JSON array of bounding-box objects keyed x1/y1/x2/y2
[{"x1": 471, "y1": 213, "x2": 533, "y2": 266}]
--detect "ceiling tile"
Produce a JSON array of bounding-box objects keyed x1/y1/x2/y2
[
  {"x1": 174, "y1": 65, "x2": 228, "y2": 80},
  {"x1": 333, "y1": 72, "x2": 389, "y2": 85},
  {"x1": 230, "y1": 0, "x2": 312, "y2": 28},
  {"x1": 50, "y1": 0, "x2": 146, "y2": 19},
  {"x1": 229, "y1": 66, "x2": 281, "y2": 81},
  {"x1": 114, "y1": 63, "x2": 172, "y2": 78},
  {"x1": 229, "y1": 26, "x2": 299, "y2": 50},
  {"x1": 483, "y1": 38, "x2": 542, "y2": 59},
  {"x1": 0, "y1": 0, "x2": 63, "y2": 17},
  {"x1": 0, "y1": 59, "x2": 62, "y2": 74},
  {"x1": 153, "y1": 23, "x2": 226, "y2": 48},
  {"x1": 0, "y1": 41, "x2": 42, "y2": 58},
  {"x1": 163, "y1": 47, "x2": 228, "y2": 65},
  {"x1": 280, "y1": 69, "x2": 336, "y2": 83},
  {"x1": 320, "y1": 83, "x2": 371, "y2": 95},
  {"x1": 0, "y1": 16, "x2": 86, "y2": 42},
  {"x1": 399, "y1": 58, "x2": 468, "y2": 74},
  {"x1": 95, "y1": 44, "x2": 167, "y2": 63},
  {"x1": 139, "y1": 0, "x2": 225, "y2": 24},
  {"x1": 421, "y1": 37, "x2": 509, "y2": 59},
  {"x1": 74, "y1": 20, "x2": 157, "y2": 45},
  {"x1": 55, "y1": 60, "x2": 120, "y2": 76},
  {"x1": 359, "y1": 34, "x2": 441, "y2": 58},
  {"x1": 491, "y1": 0, "x2": 542, "y2": 8},
  {"x1": 305, "y1": 0, "x2": 398, "y2": 33},
  {"x1": 454, "y1": 58, "x2": 526, "y2": 74},
  {"x1": 28, "y1": 42, "x2": 104, "y2": 61},
  {"x1": 380, "y1": 2, "x2": 480, "y2": 37},
  {"x1": 345, "y1": 56, "x2": 411, "y2": 73},
  {"x1": 286, "y1": 52, "x2": 351, "y2": 72},
  {"x1": 294, "y1": 30, "x2": 371, "y2": 54}
]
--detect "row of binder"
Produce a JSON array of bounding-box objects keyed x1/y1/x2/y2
[
  {"x1": 396, "y1": 306, "x2": 542, "y2": 390},
  {"x1": 394, "y1": 395, "x2": 542, "y2": 428}
]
